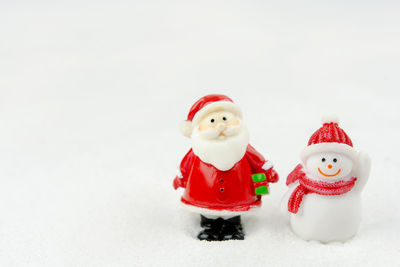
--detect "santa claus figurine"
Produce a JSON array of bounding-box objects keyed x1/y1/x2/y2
[
  {"x1": 281, "y1": 116, "x2": 371, "y2": 243},
  {"x1": 173, "y1": 94, "x2": 279, "y2": 241}
]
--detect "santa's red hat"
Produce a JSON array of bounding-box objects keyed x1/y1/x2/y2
[
  {"x1": 180, "y1": 94, "x2": 242, "y2": 137},
  {"x1": 300, "y1": 116, "x2": 358, "y2": 162}
]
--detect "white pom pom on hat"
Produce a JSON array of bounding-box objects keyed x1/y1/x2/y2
[
  {"x1": 179, "y1": 94, "x2": 242, "y2": 137},
  {"x1": 321, "y1": 115, "x2": 339, "y2": 124},
  {"x1": 179, "y1": 120, "x2": 193, "y2": 137}
]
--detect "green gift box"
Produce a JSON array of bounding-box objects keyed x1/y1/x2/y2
[
  {"x1": 252, "y1": 173, "x2": 266, "y2": 182},
  {"x1": 255, "y1": 186, "x2": 269, "y2": 195},
  {"x1": 251, "y1": 173, "x2": 269, "y2": 195}
]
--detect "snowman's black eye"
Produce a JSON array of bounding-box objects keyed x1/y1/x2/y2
[
  {"x1": 210, "y1": 119, "x2": 215, "y2": 123},
  {"x1": 222, "y1": 117, "x2": 227, "y2": 121},
  {"x1": 333, "y1": 158, "x2": 337, "y2": 163},
  {"x1": 322, "y1": 158, "x2": 326, "y2": 162}
]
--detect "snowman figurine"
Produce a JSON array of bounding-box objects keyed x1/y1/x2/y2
[{"x1": 281, "y1": 116, "x2": 371, "y2": 243}]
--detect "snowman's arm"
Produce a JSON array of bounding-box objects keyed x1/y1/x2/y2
[{"x1": 352, "y1": 151, "x2": 371, "y2": 193}]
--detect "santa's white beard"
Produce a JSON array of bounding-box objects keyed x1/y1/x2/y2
[{"x1": 191, "y1": 125, "x2": 249, "y2": 171}]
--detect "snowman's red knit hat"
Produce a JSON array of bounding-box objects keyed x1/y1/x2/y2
[
  {"x1": 180, "y1": 94, "x2": 242, "y2": 137},
  {"x1": 300, "y1": 116, "x2": 358, "y2": 162}
]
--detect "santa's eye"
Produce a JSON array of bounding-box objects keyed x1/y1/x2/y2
[
  {"x1": 333, "y1": 158, "x2": 337, "y2": 163},
  {"x1": 222, "y1": 117, "x2": 227, "y2": 121},
  {"x1": 322, "y1": 158, "x2": 326, "y2": 162},
  {"x1": 210, "y1": 119, "x2": 215, "y2": 123}
]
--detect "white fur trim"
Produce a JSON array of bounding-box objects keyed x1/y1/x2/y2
[
  {"x1": 321, "y1": 115, "x2": 339, "y2": 124},
  {"x1": 202, "y1": 214, "x2": 237, "y2": 220},
  {"x1": 300, "y1": 143, "x2": 358, "y2": 163},
  {"x1": 191, "y1": 101, "x2": 242, "y2": 127},
  {"x1": 180, "y1": 202, "x2": 259, "y2": 216},
  {"x1": 262, "y1": 161, "x2": 273, "y2": 171},
  {"x1": 179, "y1": 120, "x2": 193, "y2": 137}
]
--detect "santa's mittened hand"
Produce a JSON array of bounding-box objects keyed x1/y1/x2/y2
[
  {"x1": 252, "y1": 173, "x2": 269, "y2": 195},
  {"x1": 173, "y1": 176, "x2": 184, "y2": 190},
  {"x1": 267, "y1": 169, "x2": 279, "y2": 183}
]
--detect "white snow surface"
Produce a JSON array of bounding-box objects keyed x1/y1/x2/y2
[{"x1": 0, "y1": 1, "x2": 399, "y2": 266}]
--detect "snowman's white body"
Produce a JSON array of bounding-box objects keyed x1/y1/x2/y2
[
  {"x1": 282, "y1": 151, "x2": 371, "y2": 243},
  {"x1": 285, "y1": 180, "x2": 362, "y2": 242}
]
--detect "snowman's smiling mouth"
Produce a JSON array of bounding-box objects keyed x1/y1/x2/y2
[{"x1": 318, "y1": 168, "x2": 341, "y2": 177}]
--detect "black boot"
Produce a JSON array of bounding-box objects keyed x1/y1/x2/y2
[
  {"x1": 197, "y1": 215, "x2": 224, "y2": 241},
  {"x1": 220, "y1": 216, "x2": 245, "y2": 240},
  {"x1": 197, "y1": 215, "x2": 245, "y2": 241}
]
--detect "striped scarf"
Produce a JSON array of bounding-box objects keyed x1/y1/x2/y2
[{"x1": 287, "y1": 164, "x2": 357, "y2": 214}]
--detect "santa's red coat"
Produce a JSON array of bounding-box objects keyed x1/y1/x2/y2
[{"x1": 173, "y1": 145, "x2": 278, "y2": 213}]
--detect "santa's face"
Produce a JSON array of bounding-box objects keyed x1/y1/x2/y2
[
  {"x1": 305, "y1": 153, "x2": 353, "y2": 181},
  {"x1": 197, "y1": 110, "x2": 241, "y2": 140},
  {"x1": 191, "y1": 110, "x2": 249, "y2": 171}
]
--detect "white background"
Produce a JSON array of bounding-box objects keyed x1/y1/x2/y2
[{"x1": 1, "y1": 1, "x2": 399, "y2": 266}]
